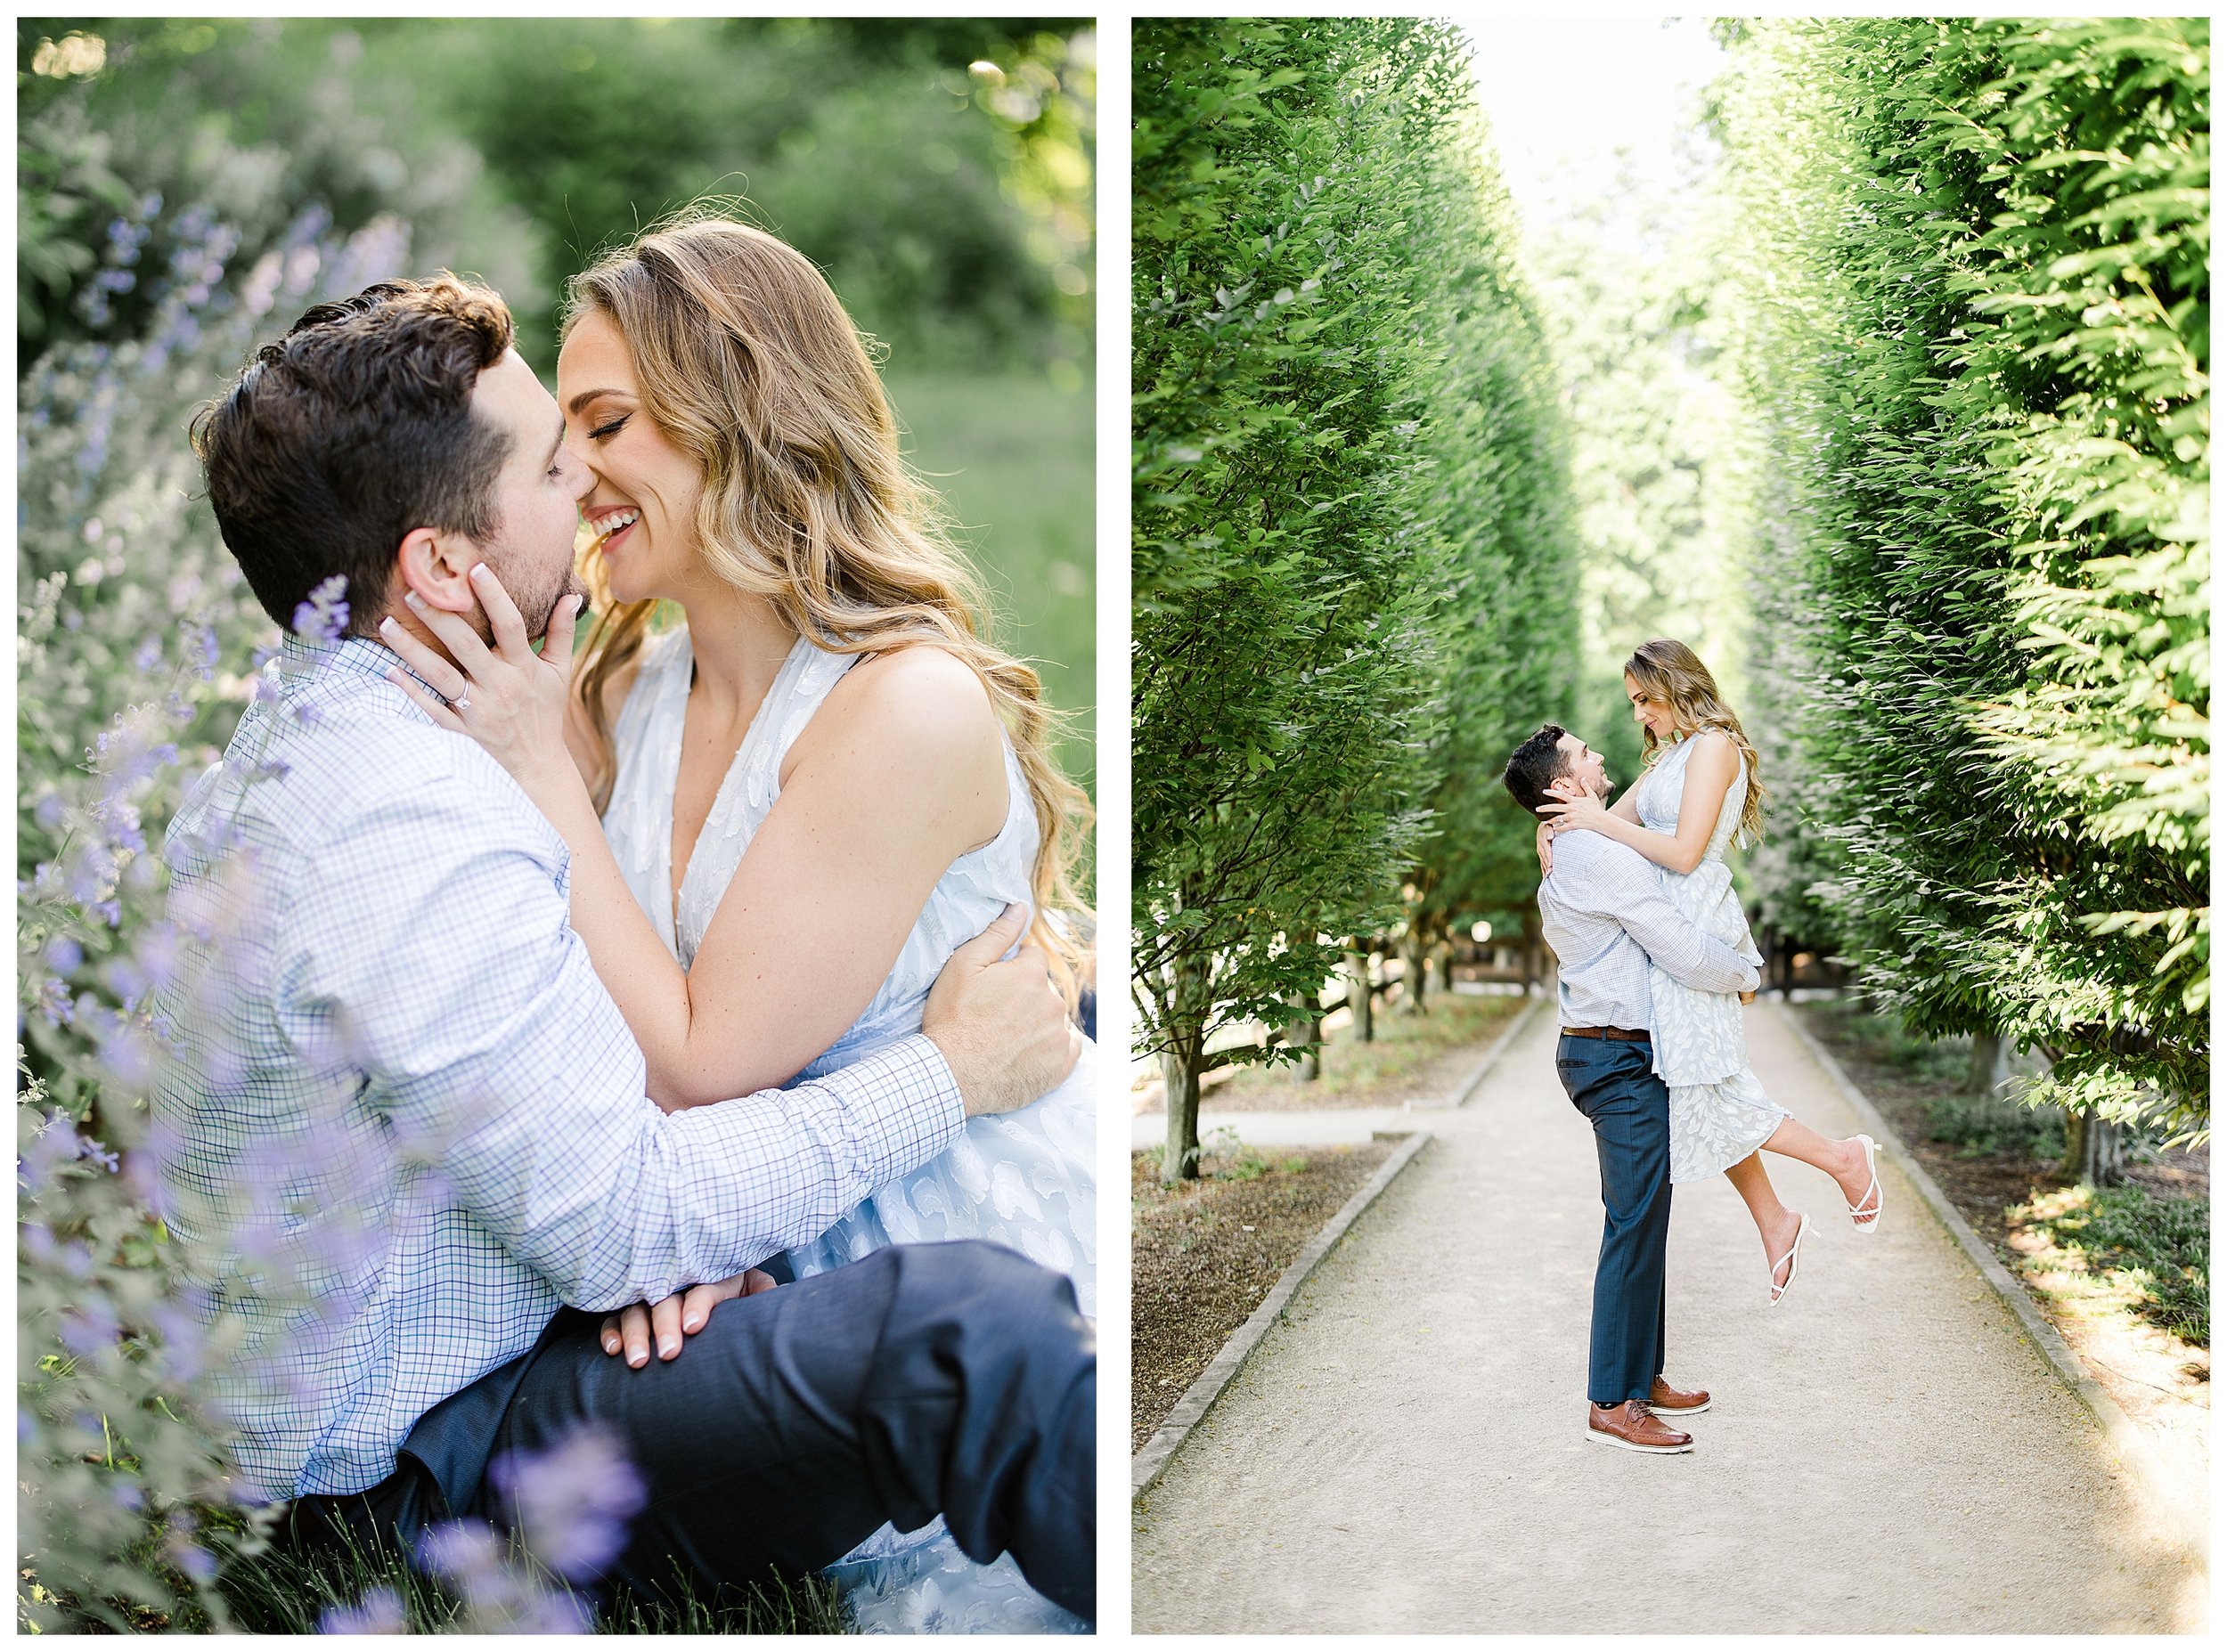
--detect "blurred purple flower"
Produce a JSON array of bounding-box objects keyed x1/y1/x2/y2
[
  {"x1": 169, "y1": 1541, "x2": 217, "y2": 1584},
  {"x1": 487, "y1": 1424, "x2": 647, "y2": 1582},
  {"x1": 60, "y1": 1299, "x2": 123, "y2": 1358},
  {"x1": 318, "y1": 1586, "x2": 406, "y2": 1634},
  {"x1": 20, "y1": 1111, "x2": 114, "y2": 1192},
  {"x1": 34, "y1": 977, "x2": 74, "y2": 1028},
  {"x1": 417, "y1": 1520, "x2": 507, "y2": 1595},
  {"x1": 292, "y1": 575, "x2": 351, "y2": 643}
]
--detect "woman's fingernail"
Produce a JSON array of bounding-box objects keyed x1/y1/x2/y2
[
  {"x1": 628, "y1": 1352, "x2": 646, "y2": 1369},
  {"x1": 658, "y1": 1336, "x2": 679, "y2": 1358},
  {"x1": 470, "y1": 562, "x2": 489, "y2": 579},
  {"x1": 682, "y1": 1314, "x2": 703, "y2": 1333},
  {"x1": 378, "y1": 616, "x2": 397, "y2": 635},
  {"x1": 403, "y1": 591, "x2": 424, "y2": 609}
]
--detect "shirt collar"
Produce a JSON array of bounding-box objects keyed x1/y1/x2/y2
[{"x1": 276, "y1": 633, "x2": 445, "y2": 711}]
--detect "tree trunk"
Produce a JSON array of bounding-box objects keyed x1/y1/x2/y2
[
  {"x1": 1346, "y1": 947, "x2": 1375, "y2": 1042},
  {"x1": 1398, "y1": 926, "x2": 1428, "y2": 1016},
  {"x1": 1161, "y1": 1045, "x2": 1203, "y2": 1185},
  {"x1": 1521, "y1": 915, "x2": 1546, "y2": 995},
  {"x1": 1964, "y1": 1030, "x2": 2008, "y2": 1096},
  {"x1": 1284, "y1": 998, "x2": 1321, "y2": 1082},
  {"x1": 1434, "y1": 941, "x2": 1455, "y2": 994},
  {"x1": 2064, "y1": 1110, "x2": 2125, "y2": 1186}
]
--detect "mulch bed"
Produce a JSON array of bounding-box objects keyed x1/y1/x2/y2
[
  {"x1": 1791, "y1": 1000, "x2": 2208, "y2": 1443},
  {"x1": 1130, "y1": 1140, "x2": 1394, "y2": 1453}
]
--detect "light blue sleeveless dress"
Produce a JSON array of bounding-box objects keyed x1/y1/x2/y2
[
  {"x1": 602, "y1": 624, "x2": 1095, "y2": 1633},
  {"x1": 1630, "y1": 734, "x2": 1787, "y2": 1184}
]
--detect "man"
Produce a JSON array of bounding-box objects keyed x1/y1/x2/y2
[
  {"x1": 1501, "y1": 724, "x2": 1762, "y2": 1456},
  {"x1": 156, "y1": 278, "x2": 1093, "y2": 1616}
]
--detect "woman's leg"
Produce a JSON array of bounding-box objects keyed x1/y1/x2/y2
[
  {"x1": 1724, "y1": 1152, "x2": 1804, "y2": 1291},
  {"x1": 1760, "y1": 1114, "x2": 1873, "y2": 1210}
]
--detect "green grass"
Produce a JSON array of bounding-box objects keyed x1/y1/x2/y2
[
  {"x1": 217, "y1": 1527, "x2": 847, "y2": 1634},
  {"x1": 1804, "y1": 998, "x2": 2065, "y2": 1160},
  {"x1": 1921, "y1": 1090, "x2": 2067, "y2": 1160},
  {"x1": 885, "y1": 371, "x2": 1095, "y2": 802},
  {"x1": 1212, "y1": 992, "x2": 1528, "y2": 1108},
  {"x1": 2010, "y1": 1181, "x2": 2210, "y2": 1347}
]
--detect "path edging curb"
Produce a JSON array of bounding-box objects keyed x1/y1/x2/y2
[
  {"x1": 1774, "y1": 998, "x2": 2207, "y2": 1564},
  {"x1": 1131, "y1": 1129, "x2": 1435, "y2": 1501},
  {"x1": 1443, "y1": 993, "x2": 1546, "y2": 1109}
]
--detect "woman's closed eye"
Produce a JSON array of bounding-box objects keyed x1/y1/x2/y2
[{"x1": 588, "y1": 414, "x2": 630, "y2": 442}]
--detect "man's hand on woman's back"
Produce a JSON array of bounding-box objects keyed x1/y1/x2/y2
[{"x1": 923, "y1": 904, "x2": 1082, "y2": 1118}]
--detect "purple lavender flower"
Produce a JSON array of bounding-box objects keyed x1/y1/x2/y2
[
  {"x1": 317, "y1": 1586, "x2": 407, "y2": 1634},
  {"x1": 169, "y1": 1542, "x2": 218, "y2": 1585},
  {"x1": 59, "y1": 1299, "x2": 123, "y2": 1358},
  {"x1": 416, "y1": 1520, "x2": 508, "y2": 1596},
  {"x1": 290, "y1": 575, "x2": 351, "y2": 642},
  {"x1": 487, "y1": 1424, "x2": 648, "y2": 1582}
]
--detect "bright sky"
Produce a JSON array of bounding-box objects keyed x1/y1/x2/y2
[{"x1": 1465, "y1": 16, "x2": 1725, "y2": 229}]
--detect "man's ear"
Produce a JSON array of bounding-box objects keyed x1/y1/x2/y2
[
  {"x1": 391, "y1": 528, "x2": 479, "y2": 617},
  {"x1": 1543, "y1": 773, "x2": 1582, "y2": 802}
]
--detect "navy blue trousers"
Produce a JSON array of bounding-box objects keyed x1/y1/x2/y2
[
  {"x1": 287, "y1": 1240, "x2": 1095, "y2": 1623},
  {"x1": 1554, "y1": 1034, "x2": 1672, "y2": 1405}
]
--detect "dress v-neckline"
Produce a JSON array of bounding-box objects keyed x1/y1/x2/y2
[{"x1": 664, "y1": 630, "x2": 813, "y2": 948}]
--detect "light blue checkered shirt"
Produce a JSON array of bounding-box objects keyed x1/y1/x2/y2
[
  {"x1": 151, "y1": 636, "x2": 964, "y2": 1501},
  {"x1": 1537, "y1": 830, "x2": 1762, "y2": 1029}
]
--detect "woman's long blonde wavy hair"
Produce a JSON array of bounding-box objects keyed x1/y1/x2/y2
[
  {"x1": 566, "y1": 209, "x2": 1091, "y2": 984},
  {"x1": 1625, "y1": 639, "x2": 1768, "y2": 847}
]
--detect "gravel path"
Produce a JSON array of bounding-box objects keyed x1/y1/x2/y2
[{"x1": 1131, "y1": 1002, "x2": 2207, "y2": 1633}]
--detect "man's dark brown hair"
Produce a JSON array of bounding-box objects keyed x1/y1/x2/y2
[
  {"x1": 1502, "y1": 722, "x2": 1572, "y2": 818},
  {"x1": 190, "y1": 277, "x2": 516, "y2": 637}
]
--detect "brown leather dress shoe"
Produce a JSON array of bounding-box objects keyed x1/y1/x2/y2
[
  {"x1": 1650, "y1": 1375, "x2": 1711, "y2": 1415},
  {"x1": 1587, "y1": 1399, "x2": 1694, "y2": 1454}
]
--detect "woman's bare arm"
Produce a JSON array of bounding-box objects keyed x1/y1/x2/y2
[{"x1": 640, "y1": 646, "x2": 1007, "y2": 1106}]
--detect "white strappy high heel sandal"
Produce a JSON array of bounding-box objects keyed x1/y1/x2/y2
[
  {"x1": 1845, "y1": 1134, "x2": 1884, "y2": 1234},
  {"x1": 1767, "y1": 1212, "x2": 1813, "y2": 1306}
]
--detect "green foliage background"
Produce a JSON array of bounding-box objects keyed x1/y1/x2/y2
[
  {"x1": 1715, "y1": 17, "x2": 2209, "y2": 1138},
  {"x1": 1130, "y1": 18, "x2": 1577, "y2": 1177}
]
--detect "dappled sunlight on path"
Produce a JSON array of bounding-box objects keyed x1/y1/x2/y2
[{"x1": 1131, "y1": 1004, "x2": 2207, "y2": 1633}]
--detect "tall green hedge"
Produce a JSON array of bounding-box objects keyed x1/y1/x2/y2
[
  {"x1": 1131, "y1": 18, "x2": 1576, "y2": 1178},
  {"x1": 1398, "y1": 98, "x2": 1578, "y2": 974},
  {"x1": 1718, "y1": 18, "x2": 2209, "y2": 1145}
]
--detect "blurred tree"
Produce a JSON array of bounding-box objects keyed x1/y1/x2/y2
[
  {"x1": 1131, "y1": 19, "x2": 1580, "y2": 1177},
  {"x1": 18, "y1": 16, "x2": 1091, "y2": 374},
  {"x1": 1717, "y1": 18, "x2": 2209, "y2": 1160},
  {"x1": 1396, "y1": 100, "x2": 1581, "y2": 996}
]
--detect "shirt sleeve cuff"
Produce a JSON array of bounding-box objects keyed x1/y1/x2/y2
[{"x1": 826, "y1": 1033, "x2": 967, "y2": 1187}]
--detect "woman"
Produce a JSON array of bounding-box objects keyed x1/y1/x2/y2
[
  {"x1": 385, "y1": 214, "x2": 1093, "y2": 1632},
  {"x1": 1539, "y1": 639, "x2": 1881, "y2": 1303}
]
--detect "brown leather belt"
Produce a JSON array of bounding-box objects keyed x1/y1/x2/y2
[{"x1": 1562, "y1": 1026, "x2": 1651, "y2": 1042}]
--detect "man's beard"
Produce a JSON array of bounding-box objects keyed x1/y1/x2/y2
[{"x1": 471, "y1": 563, "x2": 587, "y2": 645}]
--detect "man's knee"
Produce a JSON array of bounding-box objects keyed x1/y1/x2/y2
[{"x1": 885, "y1": 1240, "x2": 1085, "y2": 1326}]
